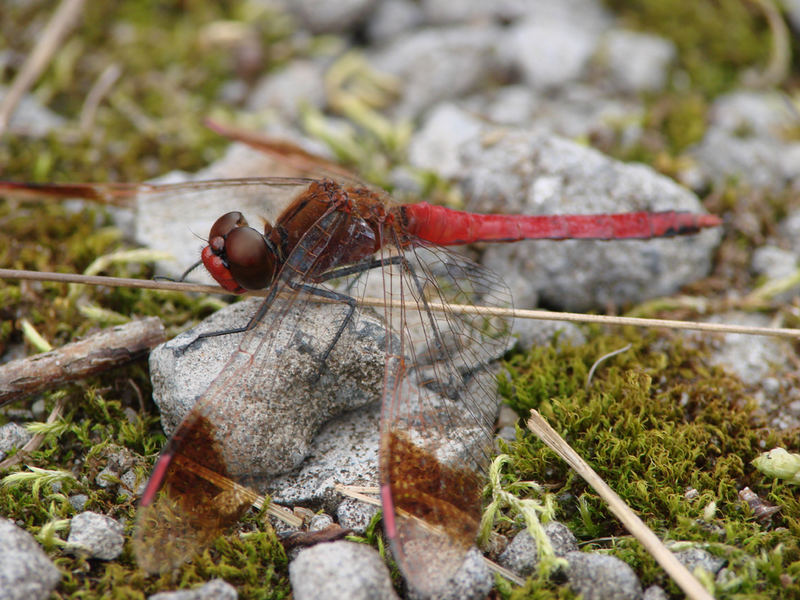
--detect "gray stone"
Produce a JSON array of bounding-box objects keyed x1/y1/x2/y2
[
  {"x1": 512, "y1": 317, "x2": 587, "y2": 351},
  {"x1": 673, "y1": 547, "x2": 726, "y2": 576},
  {"x1": 290, "y1": 541, "x2": 398, "y2": 600},
  {"x1": 148, "y1": 579, "x2": 238, "y2": 600},
  {"x1": 642, "y1": 585, "x2": 668, "y2": 600},
  {"x1": 700, "y1": 312, "x2": 794, "y2": 386},
  {"x1": 684, "y1": 128, "x2": 800, "y2": 192},
  {"x1": 498, "y1": 522, "x2": 578, "y2": 577},
  {"x1": 407, "y1": 103, "x2": 484, "y2": 178},
  {"x1": 410, "y1": 546, "x2": 492, "y2": 600},
  {"x1": 309, "y1": 513, "x2": 335, "y2": 532},
  {"x1": 785, "y1": 0, "x2": 800, "y2": 30},
  {"x1": 457, "y1": 129, "x2": 719, "y2": 312},
  {"x1": 247, "y1": 60, "x2": 327, "y2": 120},
  {"x1": 368, "y1": 26, "x2": 498, "y2": 118},
  {"x1": 497, "y1": 5, "x2": 610, "y2": 90},
  {"x1": 709, "y1": 91, "x2": 797, "y2": 138},
  {"x1": 751, "y1": 245, "x2": 797, "y2": 281},
  {"x1": 278, "y1": 0, "x2": 377, "y2": 33},
  {"x1": 419, "y1": 0, "x2": 531, "y2": 24},
  {"x1": 268, "y1": 400, "x2": 381, "y2": 511},
  {"x1": 68, "y1": 494, "x2": 89, "y2": 512},
  {"x1": 336, "y1": 497, "x2": 379, "y2": 535},
  {"x1": 598, "y1": 30, "x2": 676, "y2": 93},
  {"x1": 66, "y1": 511, "x2": 124, "y2": 561},
  {"x1": 366, "y1": 0, "x2": 423, "y2": 43},
  {"x1": 780, "y1": 209, "x2": 800, "y2": 256},
  {"x1": 566, "y1": 551, "x2": 643, "y2": 600},
  {"x1": 0, "y1": 422, "x2": 31, "y2": 461},
  {"x1": 0, "y1": 518, "x2": 60, "y2": 600},
  {"x1": 0, "y1": 87, "x2": 65, "y2": 138}
]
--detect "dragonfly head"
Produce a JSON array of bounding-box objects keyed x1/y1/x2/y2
[{"x1": 202, "y1": 211, "x2": 278, "y2": 292}]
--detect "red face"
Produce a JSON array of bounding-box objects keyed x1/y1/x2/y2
[{"x1": 201, "y1": 211, "x2": 277, "y2": 292}]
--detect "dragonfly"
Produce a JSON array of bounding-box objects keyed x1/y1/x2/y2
[{"x1": 0, "y1": 141, "x2": 721, "y2": 596}]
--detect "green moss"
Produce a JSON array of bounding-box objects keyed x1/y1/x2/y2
[
  {"x1": 499, "y1": 329, "x2": 800, "y2": 598},
  {"x1": 602, "y1": 0, "x2": 773, "y2": 97}
]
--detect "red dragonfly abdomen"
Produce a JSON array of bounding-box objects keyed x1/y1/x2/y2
[{"x1": 401, "y1": 202, "x2": 722, "y2": 245}]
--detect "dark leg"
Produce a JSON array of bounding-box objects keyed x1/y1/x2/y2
[
  {"x1": 296, "y1": 255, "x2": 407, "y2": 369},
  {"x1": 176, "y1": 284, "x2": 281, "y2": 353},
  {"x1": 154, "y1": 260, "x2": 203, "y2": 284},
  {"x1": 177, "y1": 256, "x2": 405, "y2": 361}
]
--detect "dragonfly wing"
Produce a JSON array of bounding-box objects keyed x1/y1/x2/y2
[
  {"x1": 133, "y1": 199, "x2": 385, "y2": 572},
  {"x1": 376, "y1": 239, "x2": 512, "y2": 595}
]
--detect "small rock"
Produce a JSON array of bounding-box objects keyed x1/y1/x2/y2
[
  {"x1": 368, "y1": 25, "x2": 498, "y2": 118},
  {"x1": 709, "y1": 91, "x2": 797, "y2": 139},
  {"x1": 67, "y1": 511, "x2": 124, "y2": 561},
  {"x1": 701, "y1": 312, "x2": 794, "y2": 386},
  {"x1": 420, "y1": 0, "x2": 531, "y2": 24},
  {"x1": 278, "y1": 0, "x2": 377, "y2": 33},
  {"x1": 0, "y1": 87, "x2": 65, "y2": 137},
  {"x1": 336, "y1": 497, "x2": 380, "y2": 535},
  {"x1": 499, "y1": 522, "x2": 578, "y2": 577},
  {"x1": 0, "y1": 422, "x2": 31, "y2": 461},
  {"x1": 68, "y1": 494, "x2": 89, "y2": 512},
  {"x1": 95, "y1": 467, "x2": 118, "y2": 488},
  {"x1": 566, "y1": 551, "x2": 643, "y2": 600},
  {"x1": 290, "y1": 541, "x2": 398, "y2": 600},
  {"x1": 309, "y1": 513, "x2": 335, "y2": 532},
  {"x1": 751, "y1": 245, "x2": 797, "y2": 281},
  {"x1": 785, "y1": 0, "x2": 800, "y2": 30},
  {"x1": 419, "y1": 546, "x2": 492, "y2": 600},
  {"x1": 148, "y1": 579, "x2": 238, "y2": 600},
  {"x1": 673, "y1": 548, "x2": 726, "y2": 576},
  {"x1": 498, "y1": 6, "x2": 609, "y2": 90},
  {"x1": 685, "y1": 128, "x2": 800, "y2": 192},
  {"x1": 598, "y1": 30, "x2": 676, "y2": 93},
  {"x1": 643, "y1": 585, "x2": 668, "y2": 600},
  {"x1": 407, "y1": 103, "x2": 484, "y2": 179},
  {"x1": 512, "y1": 317, "x2": 587, "y2": 351},
  {"x1": 118, "y1": 469, "x2": 144, "y2": 499},
  {"x1": 366, "y1": 0, "x2": 423, "y2": 42},
  {"x1": 0, "y1": 519, "x2": 61, "y2": 600},
  {"x1": 247, "y1": 60, "x2": 327, "y2": 119}
]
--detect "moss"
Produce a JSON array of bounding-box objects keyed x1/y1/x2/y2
[
  {"x1": 499, "y1": 329, "x2": 800, "y2": 598},
  {"x1": 602, "y1": 0, "x2": 773, "y2": 97}
]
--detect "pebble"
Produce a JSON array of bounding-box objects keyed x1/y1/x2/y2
[
  {"x1": 66, "y1": 511, "x2": 125, "y2": 561},
  {"x1": 673, "y1": 547, "x2": 726, "y2": 577},
  {"x1": 290, "y1": 541, "x2": 398, "y2": 600},
  {"x1": 499, "y1": 521, "x2": 578, "y2": 577},
  {"x1": 565, "y1": 551, "x2": 643, "y2": 600},
  {"x1": 336, "y1": 497, "x2": 380, "y2": 535},
  {"x1": 598, "y1": 29, "x2": 676, "y2": 93},
  {"x1": 368, "y1": 25, "x2": 498, "y2": 118},
  {"x1": 0, "y1": 518, "x2": 60, "y2": 600},
  {"x1": 278, "y1": 0, "x2": 377, "y2": 33},
  {"x1": 0, "y1": 422, "x2": 31, "y2": 462}
]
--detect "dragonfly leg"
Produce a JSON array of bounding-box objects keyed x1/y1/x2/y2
[
  {"x1": 175, "y1": 285, "x2": 280, "y2": 354},
  {"x1": 153, "y1": 260, "x2": 203, "y2": 284},
  {"x1": 293, "y1": 255, "x2": 406, "y2": 377}
]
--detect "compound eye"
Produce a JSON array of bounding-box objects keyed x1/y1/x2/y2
[
  {"x1": 209, "y1": 211, "x2": 248, "y2": 240},
  {"x1": 225, "y1": 226, "x2": 276, "y2": 290}
]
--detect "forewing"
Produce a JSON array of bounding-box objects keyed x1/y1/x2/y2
[{"x1": 132, "y1": 196, "x2": 380, "y2": 573}]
